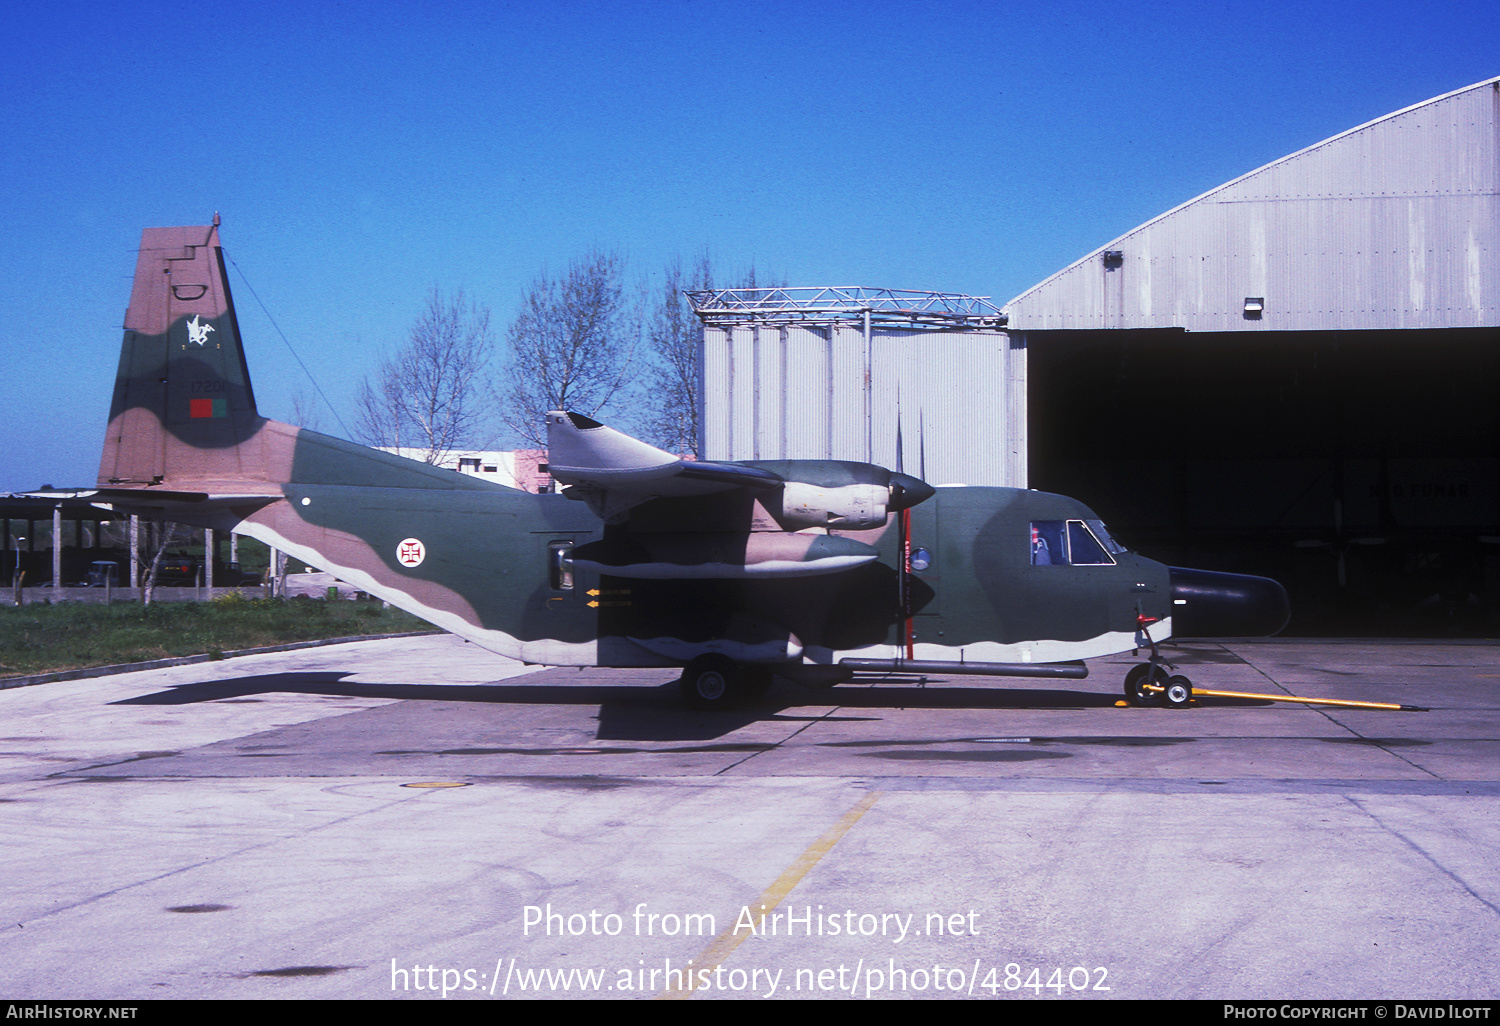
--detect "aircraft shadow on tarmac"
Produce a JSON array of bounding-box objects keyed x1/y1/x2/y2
[{"x1": 109, "y1": 671, "x2": 1274, "y2": 743}]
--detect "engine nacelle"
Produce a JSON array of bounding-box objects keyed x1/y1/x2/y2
[
  {"x1": 746, "y1": 460, "x2": 935, "y2": 531},
  {"x1": 776, "y1": 480, "x2": 890, "y2": 530}
]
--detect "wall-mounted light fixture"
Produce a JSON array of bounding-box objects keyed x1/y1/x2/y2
[
  {"x1": 1243, "y1": 297, "x2": 1264, "y2": 319},
  {"x1": 1102, "y1": 250, "x2": 1123, "y2": 269}
]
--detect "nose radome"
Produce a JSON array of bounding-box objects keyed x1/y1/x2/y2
[{"x1": 1169, "y1": 567, "x2": 1290, "y2": 638}]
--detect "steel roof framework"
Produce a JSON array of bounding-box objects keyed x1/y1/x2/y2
[{"x1": 687, "y1": 286, "x2": 1009, "y2": 330}]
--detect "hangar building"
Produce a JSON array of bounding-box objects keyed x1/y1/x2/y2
[
  {"x1": 694, "y1": 77, "x2": 1499, "y2": 633},
  {"x1": 1006, "y1": 76, "x2": 1499, "y2": 632}
]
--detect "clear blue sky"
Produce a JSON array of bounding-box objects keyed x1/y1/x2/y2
[{"x1": 1, "y1": 0, "x2": 1495, "y2": 489}]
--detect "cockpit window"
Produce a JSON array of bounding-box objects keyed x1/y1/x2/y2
[
  {"x1": 1031, "y1": 520, "x2": 1119, "y2": 566},
  {"x1": 1031, "y1": 521, "x2": 1066, "y2": 565},
  {"x1": 1067, "y1": 521, "x2": 1112, "y2": 564},
  {"x1": 1085, "y1": 519, "x2": 1128, "y2": 556}
]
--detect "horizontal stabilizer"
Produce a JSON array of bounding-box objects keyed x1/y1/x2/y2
[
  {"x1": 21, "y1": 487, "x2": 278, "y2": 517},
  {"x1": 87, "y1": 488, "x2": 279, "y2": 517}
]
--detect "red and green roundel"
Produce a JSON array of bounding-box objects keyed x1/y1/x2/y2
[{"x1": 190, "y1": 398, "x2": 227, "y2": 419}]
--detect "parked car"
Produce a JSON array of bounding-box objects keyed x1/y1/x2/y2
[
  {"x1": 152, "y1": 556, "x2": 263, "y2": 586},
  {"x1": 86, "y1": 561, "x2": 120, "y2": 587},
  {"x1": 155, "y1": 555, "x2": 199, "y2": 586}
]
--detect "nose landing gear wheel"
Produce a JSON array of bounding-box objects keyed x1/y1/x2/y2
[
  {"x1": 1123, "y1": 620, "x2": 1193, "y2": 708},
  {"x1": 1163, "y1": 674, "x2": 1194, "y2": 708},
  {"x1": 1124, "y1": 663, "x2": 1169, "y2": 706}
]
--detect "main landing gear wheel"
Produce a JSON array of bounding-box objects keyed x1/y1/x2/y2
[
  {"x1": 1163, "y1": 674, "x2": 1194, "y2": 709},
  {"x1": 680, "y1": 655, "x2": 742, "y2": 710}
]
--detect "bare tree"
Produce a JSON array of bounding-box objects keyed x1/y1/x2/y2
[
  {"x1": 645, "y1": 257, "x2": 784, "y2": 457},
  {"x1": 504, "y1": 251, "x2": 639, "y2": 449},
  {"x1": 357, "y1": 288, "x2": 495, "y2": 463},
  {"x1": 645, "y1": 253, "x2": 711, "y2": 456},
  {"x1": 290, "y1": 388, "x2": 324, "y2": 432},
  {"x1": 128, "y1": 519, "x2": 185, "y2": 606}
]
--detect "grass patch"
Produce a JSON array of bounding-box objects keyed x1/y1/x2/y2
[{"x1": 0, "y1": 597, "x2": 436, "y2": 678}]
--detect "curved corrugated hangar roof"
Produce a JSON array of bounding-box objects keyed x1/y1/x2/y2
[{"x1": 1005, "y1": 76, "x2": 1498, "y2": 332}]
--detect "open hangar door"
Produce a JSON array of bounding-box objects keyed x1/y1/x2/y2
[{"x1": 1026, "y1": 326, "x2": 1500, "y2": 635}]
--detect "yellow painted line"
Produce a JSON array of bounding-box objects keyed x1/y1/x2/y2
[{"x1": 655, "y1": 790, "x2": 882, "y2": 1000}]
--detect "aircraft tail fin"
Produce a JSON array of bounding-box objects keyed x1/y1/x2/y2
[{"x1": 98, "y1": 219, "x2": 277, "y2": 493}]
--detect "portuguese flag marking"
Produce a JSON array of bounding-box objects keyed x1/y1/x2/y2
[{"x1": 190, "y1": 398, "x2": 227, "y2": 419}]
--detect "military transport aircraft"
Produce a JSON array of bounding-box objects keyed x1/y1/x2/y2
[{"x1": 88, "y1": 221, "x2": 1289, "y2": 709}]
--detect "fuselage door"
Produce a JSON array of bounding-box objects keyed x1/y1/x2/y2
[{"x1": 543, "y1": 535, "x2": 595, "y2": 611}]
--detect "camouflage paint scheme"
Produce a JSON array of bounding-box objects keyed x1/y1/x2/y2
[{"x1": 96, "y1": 224, "x2": 1282, "y2": 695}]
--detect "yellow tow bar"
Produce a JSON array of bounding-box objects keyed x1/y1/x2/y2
[{"x1": 1146, "y1": 682, "x2": 1426, "y2": 712}]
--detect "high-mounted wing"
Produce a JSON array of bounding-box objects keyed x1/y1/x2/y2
[
  {"x1": 544, "y1": 411, "x2": 781, "y2": 522},
  {"x1": 544, "y1": 410, "x2": 936, "y2": 580}
]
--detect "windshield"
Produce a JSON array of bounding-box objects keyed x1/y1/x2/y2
[
  {"x1": 1031, "y1": 520, "x2": 1123, "y2": 566},
  {"x1": 1085, "y1": 519, "x2": 1128, "y2": 555}
]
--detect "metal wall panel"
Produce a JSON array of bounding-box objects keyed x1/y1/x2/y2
[
  {"x1": 784, "y1": 325, "x2": 830, "y2": 459},
  {"x1": 700, "y1": 325, "x2": 732, "y2": 458},
  {"x1": 829, "y1": 325, "x2": 867, "y2": 462},
  {"x1": 729, "y1": 327, "x2": 758, "y2": 459},
  {"x1": 702, "y1": 324, "x2": 1024, "y2": 485},
  {"x1": 1006, "y1": 78, "x2": 1500, "y2": 332}
]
